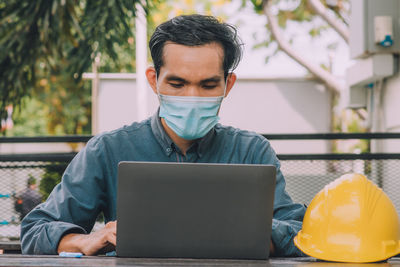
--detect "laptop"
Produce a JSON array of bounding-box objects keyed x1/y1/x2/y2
[{"x1": 116, "y1": 162, "x2": 276, "y2": 259}]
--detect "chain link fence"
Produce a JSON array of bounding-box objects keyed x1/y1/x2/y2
[
  {"x1": 0, "y1": 134, "x2": 399, "y2": 244},
  {"x1": 0, "y1": 158, "x2": 70, "y2": 241},
  {"x1": 282, "y1": 159, "x2": 400, "y2": 212},
  {"x1": 0, "y1": 162, "x2": 52, "y2": 240}
]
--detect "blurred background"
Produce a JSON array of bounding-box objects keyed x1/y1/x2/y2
[{"x1": 0, "y1": 0, "x2": 399, "y2": 245}]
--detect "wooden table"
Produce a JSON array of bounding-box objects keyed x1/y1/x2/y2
[{"x1": 0, "y1": 255, "x2": 398, "y2": 267}]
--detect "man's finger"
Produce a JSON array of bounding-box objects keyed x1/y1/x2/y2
[
  {"x1": 108, "y1": 231, "x2": 116, "y2": 245},
  {"x1": 105, "y1": 221, "x2": 116, "y2": 229}
]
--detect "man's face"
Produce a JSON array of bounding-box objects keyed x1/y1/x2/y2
[{"x1": 147, "y1": 42, "x2": 236, "y2": 98}]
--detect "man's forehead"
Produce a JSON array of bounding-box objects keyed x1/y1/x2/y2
[
  {"x1": 161, "y1": 42, "x2": 224, "y2": 69},
  {"x1": 163, "y1": 41, "x2": 224, "y2": 52}
]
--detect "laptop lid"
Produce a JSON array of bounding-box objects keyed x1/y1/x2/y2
[{"x1": 116, "y1": 162, "x2": 276, "y2": 259}]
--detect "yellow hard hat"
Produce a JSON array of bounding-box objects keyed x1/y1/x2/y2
[{"x1": 294, "y1": 173, "x2": 400, "y2": 263}]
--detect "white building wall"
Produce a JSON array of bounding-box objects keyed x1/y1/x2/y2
[
  {"x1": 220, "y1": 78, "x2": 331, "y2": 134},
  {"x1": 383, "y1": 69, "x2": 400, "y2": 148},
  {"x1": 219, "y1": 77, "x2": 332, "y2": 154},
  {"x1": 379, "y1": 61, "x2": 400, "y2": 214}
]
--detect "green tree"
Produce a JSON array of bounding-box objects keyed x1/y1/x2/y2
[
  {"x1": 3, "y1": 0, "x2": 229, "y2": 136},
  {"x1": 39, "y1": 164, "x2": 68, "y2": 200},
  {"x1": 6, "y1": 97, "x2": 48, "y2": 136},
  {"x1": 0, "y1": 0, "x2": 156, "y2": 125}
]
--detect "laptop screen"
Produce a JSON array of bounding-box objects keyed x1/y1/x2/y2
[{"x1": 117, "y1": 162, "x2": 276, "y2": 259}]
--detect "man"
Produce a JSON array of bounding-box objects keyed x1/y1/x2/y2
[
  {"x1": 15, "y1": 176, "x2": 42, "y2": 220},
  {"x1": 21, "y1": 14, "x2": 306, "y2": 256}
]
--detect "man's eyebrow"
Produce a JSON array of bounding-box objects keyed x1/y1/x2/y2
[
  {"x1": 200, "y1": 76, "x2": 222, "y2": 83},
  {"x1": 165, "y1": 75, "x2": 187, "y2": 83},
  {"x1": 164, "y1": 75, "x2": 223, "y2": 84}
]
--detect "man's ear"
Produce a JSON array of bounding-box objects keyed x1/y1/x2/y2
[
  {"x1": 224, "y1": 73, "x2": 237, "y2": 97},
  {"x1": 146, "y1": 67, "x2": 158, "y2": 94}
]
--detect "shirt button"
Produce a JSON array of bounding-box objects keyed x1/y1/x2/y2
[{"x1": 166, "y1": 148, "x2": 172, "y2": 153}]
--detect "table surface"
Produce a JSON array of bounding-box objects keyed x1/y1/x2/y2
[{"x1": 0, "y1": 255, "x2": 398, "y2": 267}]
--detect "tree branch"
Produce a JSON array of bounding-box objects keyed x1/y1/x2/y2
[
  {"x1": 308, "y1": 0, "x2": 349, "y2": 44},
  {"x1": 262, "y1": 0, "x2": 343, "y2": 95},
  {"x1": 330, "y1": 6, "x2": 349, "y2": 26}
]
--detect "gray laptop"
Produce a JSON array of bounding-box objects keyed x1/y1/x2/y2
[{"x1": 116, "y1": 162, "x2": 276, "y2": 259}]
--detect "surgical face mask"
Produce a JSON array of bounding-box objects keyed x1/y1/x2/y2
[{"x1": 157, "y1": 76, "x2": 227, "y2": 140}]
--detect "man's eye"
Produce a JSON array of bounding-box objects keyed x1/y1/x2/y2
[
  {"x1": 203, "y1": 85, "x2": 217, "y2": 89},
  {"x1": 170, "y1": 83, "x2": 184, "y2": 88}
]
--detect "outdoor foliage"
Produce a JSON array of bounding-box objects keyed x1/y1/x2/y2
[
  {"x1": 7, "y1": 72, "x2": 92, "y2": 136},
  {"x1": 1, "y1": 0, "x2": 228, "y2": 136},
  {"x1": 39, "y1": 163, "x2": 68, "y2": 200},
  {"x1": 246, "y1": 0, "x2": 349, "y2": 67},
  {"x1": 0, "y1": 0, "x2": 157, "y2": 126}
]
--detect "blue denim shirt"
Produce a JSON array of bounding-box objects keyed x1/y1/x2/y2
[{"x1": 21, "y1": 112, "x2": 306, "y2": 256}]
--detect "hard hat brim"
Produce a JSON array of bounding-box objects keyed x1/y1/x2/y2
[{"x1": 294, "y1": 231, "x2": 400, "y2": 263}]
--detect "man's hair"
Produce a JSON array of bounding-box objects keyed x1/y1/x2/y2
[{"x1": 149, "y1": 14, "x2": 243, "y2": 78}]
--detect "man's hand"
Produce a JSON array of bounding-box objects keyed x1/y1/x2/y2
[
  {"x1": 57, "y1": 221, "x2": 116, "y2": 256},
  {"x1": 270, "y1": 241, "x2": 275, "y2": 256}
]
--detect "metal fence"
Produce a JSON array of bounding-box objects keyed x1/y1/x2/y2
[
  {"x1": 281, "y1": 154, "x2": 400, "y2": 208},
  {"x1": 0, "y1": 134, "x2": 399, "y2": 242},
  {"x1": 267, "y1": 133, "x2": 400, "y2": 212}
]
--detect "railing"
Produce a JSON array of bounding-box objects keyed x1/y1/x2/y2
[
  {"x1": 262, "y1": 133, "x2": 400, "y2": 213},
  {"x1": 0, "y1": 133, "x2": 399, "y2": 245}
]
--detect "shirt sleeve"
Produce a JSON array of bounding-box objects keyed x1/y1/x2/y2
[
  {"x1": 20, "y1": 138, "x2": 108, "y2": 255},
  {"x1": 255, "y1": 138, "x2": 307, "y2": 257}
]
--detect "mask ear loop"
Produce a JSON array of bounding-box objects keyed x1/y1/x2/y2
[
  {"x1": 155, "y1": 73, "x2": 162, "y2": 102},
  {"x1": 222, "y1": 74, "x2": 229, "y2": 98}
]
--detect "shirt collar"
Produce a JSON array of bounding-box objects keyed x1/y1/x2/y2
[
  {"x1": 150, "y1": 109, "x2": 175, "y2": 156},
  {"x1": 150, "y1": 108, "x2": 216, "y2": 158}
]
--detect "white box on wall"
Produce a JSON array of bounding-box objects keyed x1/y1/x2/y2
[{"x1": 350, "y1": 0, "x2": 400, "y2": 59}]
